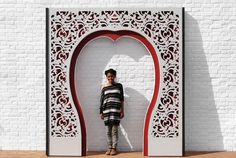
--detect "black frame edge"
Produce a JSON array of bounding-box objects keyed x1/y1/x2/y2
[
  {"x1": 182, "y1": 7, "x2": 185, "y2": 157},
  {"x1": 46, "y1": 7, "x2": 50, "y2": 156}
]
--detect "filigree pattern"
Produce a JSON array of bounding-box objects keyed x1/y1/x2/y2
[{"x1": 50, "y1": 10, "x2": 180, "y2": 137}]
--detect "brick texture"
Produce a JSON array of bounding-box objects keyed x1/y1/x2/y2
[
  {"x1": 75, "y1": 37, "x2": 154, "y2": 151},
  {"x1": 0, "y1": 0, "x2": 236, "y2": 152}
]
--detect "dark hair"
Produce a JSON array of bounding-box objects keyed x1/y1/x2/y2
[{"x1": 105, "y1": 68, "x2": 117, "y2": 76}]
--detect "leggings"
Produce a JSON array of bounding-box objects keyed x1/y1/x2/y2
[{"x1": 106, "y1": 125, "x2": 118, "y2": 149}]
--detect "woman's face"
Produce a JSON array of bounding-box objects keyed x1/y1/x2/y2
[{"x1": 106, "y1": 73, "x2": 115, "y2": 84}]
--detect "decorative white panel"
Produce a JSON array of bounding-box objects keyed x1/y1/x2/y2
[{"x1": 46, "y1": 8, "x2": 184, "y2": 156}]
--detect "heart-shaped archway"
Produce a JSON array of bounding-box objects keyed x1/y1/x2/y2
[{"x1": 69, "y1": 30, "x2": 160, "y2": 156}]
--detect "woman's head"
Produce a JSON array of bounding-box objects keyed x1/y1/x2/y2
[{"x1": 105, "y1": 68, "x2": 116, "y2": 84}]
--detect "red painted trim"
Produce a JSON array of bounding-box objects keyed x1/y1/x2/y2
[{"x1": 70, "y1": 30, "x2": 160, "y2": 156}]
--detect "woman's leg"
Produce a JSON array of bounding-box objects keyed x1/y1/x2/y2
[
  {"x1": 111, "y1": 125, "x2": 118, "y2": 149},
  {"x1": 106, "y1": 125, "x2": 112, "y2": 149},
  {"x1": 110, "y1": 125, "x2": 118, "y2": 155}
]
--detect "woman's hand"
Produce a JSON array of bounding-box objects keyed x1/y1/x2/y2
[
  {"x1": 100, "y1": 113, "x2": 104, "y2": 120},
  {"x1": 120, "y1": 111, "x2": 124, "y2": 119},
  {"x1": 120, "y1": 102, "x2": 124, "y2": 119}
]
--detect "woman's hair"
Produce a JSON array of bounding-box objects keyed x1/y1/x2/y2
[{"x1": 105, "y1": 68, "x2": 117, "y2": 76}]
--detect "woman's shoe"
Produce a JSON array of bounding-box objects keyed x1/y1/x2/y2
[
  {"x1": 110, "y1": 148, "x2": 117, "y2": 156},
  {"x1": 105, "y1": 148, "x2": 111, "y2": 155}
]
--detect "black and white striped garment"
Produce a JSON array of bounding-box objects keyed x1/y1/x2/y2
[{"x1": 100, "y1": 83, "x2": 124, "y2": 126}]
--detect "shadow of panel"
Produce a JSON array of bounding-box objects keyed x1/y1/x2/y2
[{"x1": 185, "y1": 13, "x2": 223, "y2": 151}]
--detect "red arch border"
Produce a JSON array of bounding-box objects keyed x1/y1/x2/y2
[{"x1": 69, "y1": 30, "x2": 160, "y2": 156}]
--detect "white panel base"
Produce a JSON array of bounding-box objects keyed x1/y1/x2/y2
[
  {"x1": 49, "y1": 137, "x2": 81, "y2": 156},
  {"x1": 148, "y1": 137, "x2": 183, "y2": 156}
]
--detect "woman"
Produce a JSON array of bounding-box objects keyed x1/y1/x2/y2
[{"x1": 100, "y1": 68, "x2": 124, "y2": 156}]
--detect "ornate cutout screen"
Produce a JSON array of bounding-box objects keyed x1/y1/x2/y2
[{"x1": 46, "y1": 8, "x2": 184, "y2": 156}]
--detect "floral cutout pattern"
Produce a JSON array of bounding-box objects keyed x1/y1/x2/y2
[{"x1": 50, "y1": 10, "x2": 180, "y2": 137}]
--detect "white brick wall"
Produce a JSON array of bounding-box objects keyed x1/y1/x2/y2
[
  {"x1": 75, "y1": 37, "x2": 155, "y2": 151},
  {"x1": 0, "y1": 0, "x2": 236, "y2": 152}
]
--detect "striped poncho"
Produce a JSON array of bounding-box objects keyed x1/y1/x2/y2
[{"x1": 100, "y1": 83, "x2": 124, "y2": 126}]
